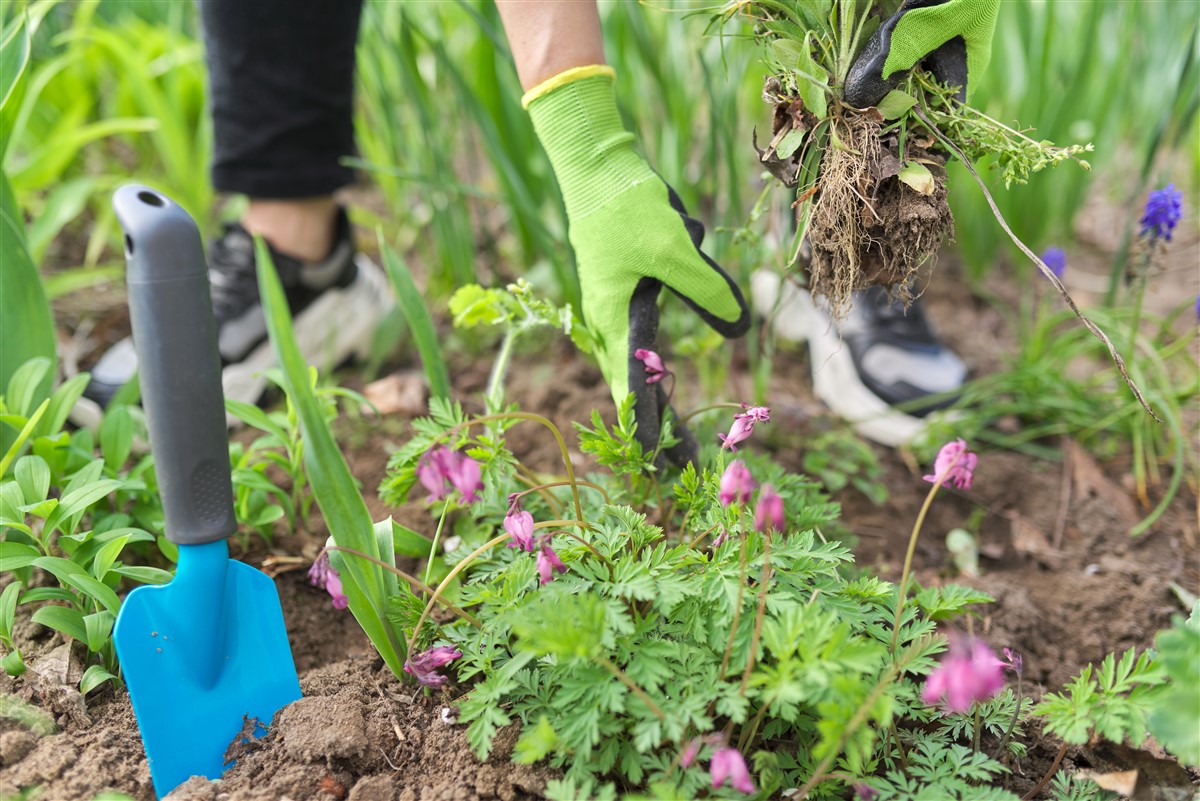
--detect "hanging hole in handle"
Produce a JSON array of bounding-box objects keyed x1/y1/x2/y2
[
  {"x1": 125, "y1": 235, "x2": 134, "y2": 256},
  {"x1": 137, "y1": 191, "x2": 165, "y2": 207}
]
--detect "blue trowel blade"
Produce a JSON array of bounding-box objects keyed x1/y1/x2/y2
[{"x1": 114, "y1": 541, "x2": 302, "y2": 799}]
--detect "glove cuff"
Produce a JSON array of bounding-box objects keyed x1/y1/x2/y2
[{"x1": 525, "y1": 65, "x2": 656, "y2": 221}]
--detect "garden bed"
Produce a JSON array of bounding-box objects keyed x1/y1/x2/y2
[{"x1": 3, "y1": 224, "x2": 1198, "y2": 801}]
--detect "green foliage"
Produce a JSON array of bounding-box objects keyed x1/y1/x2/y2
[
  {"x1": 1146, "y1": 603, "x2": 1200, "y2": 767},
  {"x1": 1033, "y1": 648, "x2": 1166, "y2": 747},
  {"x1": 1, "y1": 360, "x2": 172, "y2": 693},
  {"x1": 1047, "y1": 771, "x2": 1118, "y2": 801},
  {"x1": 380, "y1": 234, "x2": 451, "y2": 401},
  {"x1": 801, "y1": 426, "x2": 887, "y2": 504},
  {"x1": 862, "y1": 736, "x2": 1019, "y2": 800}
]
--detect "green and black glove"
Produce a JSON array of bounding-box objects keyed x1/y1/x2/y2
[
  {"x1": 844, "y1": 0, "x2": 1000, "y2": 108},
  {"x1": 525, "y1": 66, "x2": 750, "y2": 465}
]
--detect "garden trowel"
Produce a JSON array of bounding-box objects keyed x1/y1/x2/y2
[{"x1": 111, "y1": 185, "x2": 301, "y2": 799}]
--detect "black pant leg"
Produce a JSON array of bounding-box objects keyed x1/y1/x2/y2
[{"x1": 199, "y1": 0, "x2": 364, "y2": 198}]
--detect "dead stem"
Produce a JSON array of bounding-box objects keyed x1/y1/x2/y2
[
  {"x1": 1021, "y1": 741, "x2": 1068, "y2": 801},
  {"x1": 913, "y1": 106, "x2": 1159, "y2": 422}
]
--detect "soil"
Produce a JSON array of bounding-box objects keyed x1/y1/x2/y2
[{"x1": 3, "y1": 200, "x2": 1198, "y2": 800}]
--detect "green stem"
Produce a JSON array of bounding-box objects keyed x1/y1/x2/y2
[
  {"x1": 424, "y1": 502, "x2": 450, "y2": 593},
  {"x1": 739, "y1": 533, "x2": 772, "y2": 696},
  {"x1": 991, "y1": 673, "x2": 1023, "y2": 761},
  {"x1": 890, "y1": 463, "x2": 952, "y2": 653},
  {"x1": 597, "y1": 656, "x2": 666, "y2": 722},
  {"x1": 408, "y1": 533, "x2": 509, "y2": 656},
  {"x1": 325, "y1": 545, "x2": 481, "y2": 628},
  {"x1": 485, "y1": 328, "x2": 518, "y2": 411}
]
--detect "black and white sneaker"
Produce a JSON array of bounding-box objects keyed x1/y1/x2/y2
[
  {"x1": 71, "y1": 207, "x2": 391, "y2": 430},
  {"x1": 752, "y1": 270, "x2": 965, "y2": 447}
]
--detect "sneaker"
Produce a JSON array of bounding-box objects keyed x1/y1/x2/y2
[
  {"x1": 71, "y1": 207, "x2": 391, "y2": 430},
  {"x1": 751, "y1": 270, "x2": 965, "y2": 447}
]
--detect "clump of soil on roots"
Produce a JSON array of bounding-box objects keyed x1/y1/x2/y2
[{"x1": 767, "y1": 96, "x2": 956, "y2": 317}]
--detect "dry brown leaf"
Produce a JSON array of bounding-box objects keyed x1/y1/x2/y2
[
  {"x1": 363, "y1": 371, "x2": 428, "y2": 417},
  {"x1": 1066, "y1": 438, "x2": 1139, "y2": 527},
  {"x1": 1010, "y1": 512, "x2": 1063, "y2": 568}
]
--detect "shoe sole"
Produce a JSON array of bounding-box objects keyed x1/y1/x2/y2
[
  {"x1": 68, "y1": 253, "x2": 392, "y2": 432},
  {"x1": 751, "y1": 269, "x2": 939, "y2": 448}
]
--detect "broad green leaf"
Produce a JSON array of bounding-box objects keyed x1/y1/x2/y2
[
  {"x1": 513, "y1": 714, "x2": 558, "y2": 764},
  {"x1": 0, "y1": 541, "x2": 41, "y2": 570},
  {"x1": 82, "y1": 610, "x2": 115, "y2": 652},
  {"x1": 4, "y1": 357, "x2": 50, "y2": 418},
  {"x1": 257, "y1": 237, "x2": 406, "y2": 678},
  {"x1": 14, "y1": 454, "x2": 48, "y2": 503},
  {"x1": 26, "y1": 176, "x2": 99, "y2": 263},
  {"x1": 98, "y1": 404, "x2": 133, "y2": 471},
  {"x1": 43, "y1": 477, "x2": 121, "y2": 535},
  {"x1": 771, "y1": 39, "x2": 804, "y2": 70},
  {"x1": 383, "y1": 516, "x2": 435, "y2": 558},
  {"x1": 1, "y1": 647, "x2": 24, "y2": 677},
  {"x1": 0, "y1": 10, "x2": 30, "y2": 113},
  {"x1": 225, "y1": 398, "x2": 289, "y2": 441},
  {"x1": 32, "y1": 556, "x2": 122, "y2": 614},
  {"x1": 379, "y1": 235, "x2": 450, "y2": 399},
  {"x1": 112, "y1": 565, "x2": 173, "y2": 585},
  {"x1": 91, "y1": 534, "x2": 131, "y2": 582},
  {"x1": 796, "y1": 32, "x2": 829, "y2": 119},
  {"x1": 898, "y1": 162, "x2": 935, "y2": 195},
  {"x1": 80, "y1": 663, "x2": 118, "y2": 695},
  {"x1": 17, "y1": 587, "x2": 73, "y2": 604},
  {"x1": 776, "y1": 127, "x2": 807, "y2": 160},
  {"x1": 0, "y1": 581, "x2": 20, "y2": 640},
  {"x1": 876, "y1": 89, "x2": 918, "y2": 120},
  {"x1": 30, "y1": 604, "x2": 87, "y2": 643}
]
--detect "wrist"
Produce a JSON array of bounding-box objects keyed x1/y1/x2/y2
[{"x1": 525, "y1": 66, "x2": 655, "y2": 221}]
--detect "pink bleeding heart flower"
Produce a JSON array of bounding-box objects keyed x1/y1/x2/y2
[
  {"x1": 754, "y1": 484, "x2": 784, "y2": 533},
  {"x1": 634, "y1": 348, "x2": 669, "y2": 385},
  {"x1": 307, "y1": 552, "x2": 349, "y2": 610},
  {"x1": 718, "y1": 404, "x2": 770, "y2": 451},
  {"x1": 448, "y1": 453, "x2": 484, "y2": 503},
  {"x1": 719, "y1": 460, "x2": 756, "y2": 506},
  {"x1": 536, "y1": 535, "x2": 568, "y2": 585},
  {"x1": 710, "y1": 746, "x2": 756, "y2": 794},
  {"x1": 417, "y1": 445, "x2": 485, "y2": 503},
  {"x1": 680, "y1": 737, "x2": 702, "y2": 769},
  {"x1": 404, "y1": 644, "x2": 463, "y2": 689},
  {"x1": 504, "y1": 498, "x2": 535, "y2": 552},
  {"x1": 922, "y1": 439, "x2": 978, "y2": 491},
  {"x1": 922, "y1": 635, "x2": 1006, "y2": 713}
]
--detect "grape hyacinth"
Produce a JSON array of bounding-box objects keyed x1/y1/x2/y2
[
  {"x1": 1040, "y1": 246, "x2": 1067, "y2": 280},
  {"x1": 1139, "y1": 184, "x2": 1183, "y2": 242}
]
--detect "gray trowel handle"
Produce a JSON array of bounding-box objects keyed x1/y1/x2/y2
[{"x1": 113, "y1": 185, "x2": 236, "y2": 546}]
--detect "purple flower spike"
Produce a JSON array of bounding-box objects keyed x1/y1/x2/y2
[
  {"x1": 504, "y1": 502, "x2": 536, "y2": 552},
  {"x1": 719, "y1": 460, "x2": 756, "y2": 506},
  {"x1": 404, "y1": 644, "x2": 463, "y2": 688},
  {"x1": 634, "y1": 348, "x2": 669, "y2": 385},
  {"x1": 710, "y1": 746, "x2": 756, "y2": 794},
  {"x1": 923, "y1": 439, "x2": 978, "y2": 490},
  {"x1": 307, "y1": 552, "x2": 349, "y2": 610},
  {"x1": 536, "y1": 535, "x2": 568, "y2": 585},
  {"x1": 1139, "y1": 184, "x2": 1183, "y2": 242},
  {"x1": 754, "y1": 484, "x2": 784, "y2": 533},
  {"x1": 1040, "y1": 247, "x2": 1067, "y2": 280},
  {"x1": 922, "y1": 635, "x2": 1006, "y2": 713}
]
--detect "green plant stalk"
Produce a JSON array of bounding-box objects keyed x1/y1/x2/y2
[
  {"x1": 991, "y1": 673, "x2": 1023, "y2": 760},
  {"x1": 890, "y1": 452, "x2": 960, "y2": 652},
  {"x1": 485, "y1": 327, "x2": 517, "y2": 412},
  {"x1": 407, "y1": 533, "x2": 508, "y2": 657},
  {"x1": 596, "y1": 655, "x2": 666, "y2": 722},
  {"x1": 424, "y1": 502, "x2": 450, "y2": 593},
  {"x1": 326, "y1": 545, "x2": 480, "y2": 628}
]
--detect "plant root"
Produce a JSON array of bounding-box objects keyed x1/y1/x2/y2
[{"x1": 803, "y1": 111, "x2": 954, "y2": 318}]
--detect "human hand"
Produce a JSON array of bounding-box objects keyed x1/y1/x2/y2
[
  {"x1": 844, "y1": 0, "x2": 1000, "y2": 109},
  {"x1": 525, "y1": 67, "x2": 749, "y2": 465}
]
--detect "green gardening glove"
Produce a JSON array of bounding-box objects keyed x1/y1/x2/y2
[
  {"x1": 844, "y1": 0, "x2": 1000, "y2": 108},
  {"x1": 525, "y1": 66, "x2": 750, "y2": 465}
]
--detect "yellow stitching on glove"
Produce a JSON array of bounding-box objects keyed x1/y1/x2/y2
[{"x1": 521, "y1": 64, "x2": 616, "y2": 109}]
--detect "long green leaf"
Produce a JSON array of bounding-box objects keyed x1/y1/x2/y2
[
  {"x1": 255, "y1": 237, "x2": 407, "y2": 677},
  {"x1": 378, "y1": 233, "x2": 451, "y2": 399},
  {"x1": 30, "y1": 604, "x2": 87, "y2": 643}
]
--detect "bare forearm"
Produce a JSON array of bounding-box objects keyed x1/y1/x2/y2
[{"x1": 495, "y1": 0, "x2": 606, "y2": 90}]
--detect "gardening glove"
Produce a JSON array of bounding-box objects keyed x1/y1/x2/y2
[
  {"x1": 844, "y1": 0, "x2": 1000, "y2": 109},
  {"x1": 524, "y1": 66, "x2": 750, "y2": 466}
]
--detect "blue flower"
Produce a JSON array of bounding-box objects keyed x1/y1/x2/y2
[
  {"x1": 1040, "y1": 247, "x2": 1067, "y2": 279},
  {"x1": 1139, "y1": 184, "x2": 1183, "y2": 242}
]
